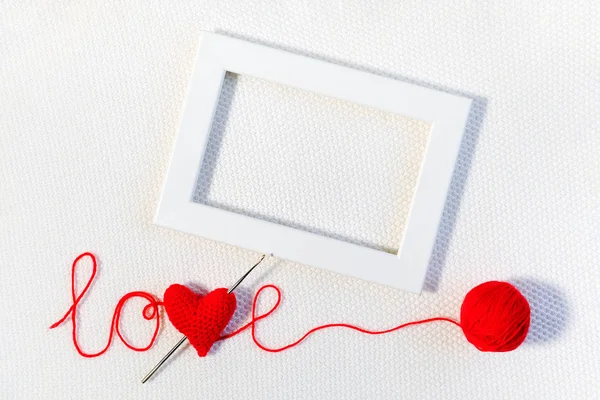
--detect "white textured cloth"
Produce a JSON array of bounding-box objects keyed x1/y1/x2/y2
[
  {"x1": 194, "y1": 72, "x2": 432, "y2": 254},
  {"x1": 1, "y1": 1, "x2": 599, "y2": 399}
]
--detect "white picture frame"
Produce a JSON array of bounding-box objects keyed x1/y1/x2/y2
[{"x1": 156, "y1": 32, "x2": 472, "y2": 293}]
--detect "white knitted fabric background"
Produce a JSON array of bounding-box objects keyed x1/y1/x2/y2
[
  {"x1": 193, "y1": 72, "x2": 432, "y2": 254},
  {"x1": 1, "y1": 1, "x2": 599, "y2": 399}
]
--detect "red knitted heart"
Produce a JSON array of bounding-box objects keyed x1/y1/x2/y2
[{"x1": 163, "y1": 284, "x2": 237, "y2": 357}]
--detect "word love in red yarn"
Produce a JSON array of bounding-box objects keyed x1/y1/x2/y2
[{"x1": 51, "y1": 253, "x2": 531, "y2": 358}]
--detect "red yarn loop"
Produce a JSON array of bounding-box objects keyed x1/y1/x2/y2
[
  {"x1": 460, "y1": 281, "x2": 531, "y2": 352},
  {"x1": 49, "y1": 252, "x2": 163, "y2": 357}
]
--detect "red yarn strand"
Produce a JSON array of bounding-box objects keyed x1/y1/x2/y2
[
  {"x1": 50, "y1": 252, "x2": 163, "y2": 358},
  {"x1": 219, "y1": 284, "x2": 462, "y2": 352}
]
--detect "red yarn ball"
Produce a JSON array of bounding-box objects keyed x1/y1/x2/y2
[{"x1": 460, "y1": 281, "x2": 530, "y2": 352}]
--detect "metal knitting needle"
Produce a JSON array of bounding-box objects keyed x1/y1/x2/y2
[{"x1": 141, "y1": 254, "x2": 266, "y2": 384}]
